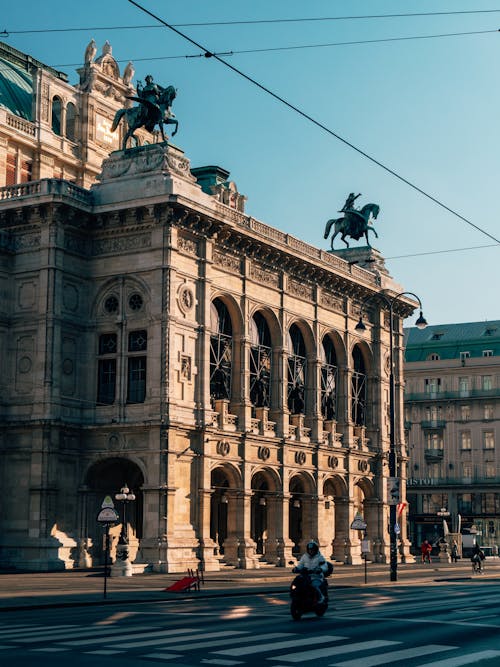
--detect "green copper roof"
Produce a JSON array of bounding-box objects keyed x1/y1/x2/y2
[
  {"x1": 0, "y1": 41, "x2": 68, "y2": 122},
  {"x1": 0, "y1": 54, "x2": 33, "y2": 120},
  {"x1": 404, "y1": 320, "x2": 500, "y2": 362}
]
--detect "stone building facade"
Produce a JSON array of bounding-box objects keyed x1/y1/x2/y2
[
  {"x1": 404, "y1": 322, "x2": 500, "y2": 553},
  {"x1": 0, "y1": 39, "x2": 151, "y2": 189},
  {"x1": 0, "y1": 40, "x2": 420, "y2": 572}
]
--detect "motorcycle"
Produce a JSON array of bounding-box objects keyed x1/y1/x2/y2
[{"x1": 289, "y1": 562, "x2": 333, "y2": 620}]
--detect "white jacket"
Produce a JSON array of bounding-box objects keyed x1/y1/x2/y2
[{"x1": 296, "y1": 551, "x2": 328, "y2": 582}]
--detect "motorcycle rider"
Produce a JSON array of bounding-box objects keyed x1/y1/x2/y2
[{"x1": 294, "y1": 541, "x2": 328, "y2": 604}]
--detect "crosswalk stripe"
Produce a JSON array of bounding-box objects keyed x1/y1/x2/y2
[
  {"x1": 0, "y1": 625, "x2": 77, "y2": 637},
  {"x1": 215, "y1": 635, "x2": 346, "y2": 657},
  {"x1": 85, "y1": 649, "x2": 123, "y2": 655},
  {"x1": 166, "y1": 632, "x2": 294, "y2": 652},
  {"x1": 200, "y1": 660, "x2": 243, "y2": 666},
  {"x1": 267, "y1": 640, "x2": 400, "y2": 663},
  {"x1": 17, "y1": 623, "x2": 167, "y2": 645},
  {"x1": 142, "y1": 654, "x2": 183, "y2": 662},
  {"x1": 330, "y1": 644, "x2": 456, "y2": 667},
  {"x1": 0, "y1": 625, "x2": 79, "y2": 639},
  {"x1": 59, "y1": 626, "x2": 197, "y2": 647},
  {"x1": 118, "y1": 629, "x2": 249, "y2": 650},
  {"x1": 419, "y1": 651, "x2": 500, "y2": 667}
]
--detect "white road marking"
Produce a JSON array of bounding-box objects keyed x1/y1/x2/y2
[
  {"x1": 267, "y1": 640, "x2": 400, "y2": 663},
  {"x1": 60, "y1": 625, "x2": 197, "y2": 647},
  {"x1": 118, "y1": 629, "x2": 249, "y2": 650},
  {"x1": 215, "y1": 635, "x2": 346, "y2": 657},
  {"x1": 17, "y1": 623, "x2": 155, "y2": 644},
  {"x1": 331, "y1": 644, "x2": 456, "y2": 666},
  {"x1": 418, "y1": 651, "x2": 500, "y2": 667},
  {"x1": 142, "y1": 653, "x2": 183, "y2": 661},
  {"x1": 167, "y1": 632, "x2": 293, "y2": 652}
]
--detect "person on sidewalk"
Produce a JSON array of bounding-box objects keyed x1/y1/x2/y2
[
  {"x1": 420, "y1": 539, "x2": 432, "y2": 563},
  {"x1": 451, "y1": 540, "x2": 459, "y2": 563},
  {"x1": 294, "y1": 541, "x2": 328, "y2": 604}
]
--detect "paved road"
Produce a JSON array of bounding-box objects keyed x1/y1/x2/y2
[{"x1": 1, "y1": 579, "x2": 500, "y2": 666}]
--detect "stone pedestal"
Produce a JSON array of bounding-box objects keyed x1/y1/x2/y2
[
  {"x1": 111, "y1": 542, "x2": 133, "y2": 577},
  {"x1": 91, "y1": 142, "x2": 203, "y2": 208}
]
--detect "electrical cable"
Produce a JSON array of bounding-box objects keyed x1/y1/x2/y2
[
  {"x1": 386, "y1": 243, "x2": 499, "y2": 260},
  {"x1": 3, "y1": 8, "x2": 500, "y2": 34},
  {"x1": 127, "y1": 0, "x2": 500, "y2": 245},
  {"x1": 34, "y1": 28, "x2": 498, "y2": 69}
]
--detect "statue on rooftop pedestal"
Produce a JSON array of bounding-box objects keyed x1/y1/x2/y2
[
  {"x1": 324, "y1": 195, "x2": 380, "y2": 249},
  {"x1": 111, "y1": 74, "x2": 178, "y2": 151}
]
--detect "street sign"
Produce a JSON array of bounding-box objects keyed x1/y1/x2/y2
[
  {"x1": 350, "y1": 512, "x2": 367, "y2": 531},
  {"x1": 397, "y1": 501, "x2": 407, "y2": 517},
  {"x1": 388, "y1": 477, "x2": 400, "y2": 505},
  {"x1": 97, "y1": 507, "x2": 119, "y2": 523},
  {"x1": 101, "y1": 496, "x2": 115, "y2": 509}
]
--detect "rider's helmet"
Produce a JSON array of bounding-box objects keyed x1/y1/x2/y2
[{"x1": 306, "y1": 541, "x2": 319, "y2": 556}]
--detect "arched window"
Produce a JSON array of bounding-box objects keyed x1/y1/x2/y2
[
  {"x1": 287, "y1": 324, "x2": 306, "y2": 415},
  {"x1": 249, "y1": 312, "x2": 272, "y2": 409},
  {"x1": 52, "y1": 96, "x2": 62, "y2": 135},
  {"x1": 65, "y1": 102, "x2": 76, "y2": 141},
  {"x1": 210, "y1": 299, "x2": 233, "y2": 401},
  {"x1": 321, "y1": 336, "x2": 338, "y2": 420},
  {"x1": 351, "y1": 346, "x2": 367, "y2": 425}
]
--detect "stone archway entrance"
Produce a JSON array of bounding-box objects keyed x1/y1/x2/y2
[
  {"x1": 289, "y1": 476, "x2": 305, "y2": 556},
  {"x1": 210, "y1": 468, "x2": 230, "y2": 556},
  {"x1": 82, "y1": 457, "x2": 144, "y2": 566}
]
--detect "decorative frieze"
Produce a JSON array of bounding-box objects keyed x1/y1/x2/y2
[
  {"x1": 320, "y1": 291, "x2": 344, "y2": 313},
  {"x1": 213, "y1": 249, "x2": 241, "y2": 273},
  {"x1": 92, "y1": 233, "x2": 151, "y2": 256},
  {"x1": 177, "y1": 234, "x2": 198, "y2": 256},
  {"x1": 288, "y1": 278, "x2": 313, "y2": 301},
  {"x1": 250, "y1": 263, "x2": 279, "y2": 287}
]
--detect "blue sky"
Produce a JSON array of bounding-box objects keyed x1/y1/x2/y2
[{"x1": 2, "y1": 1, "x2": 499, "y2": 325}]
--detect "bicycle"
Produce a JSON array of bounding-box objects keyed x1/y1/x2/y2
[{"x1": 471, "y1": 555, "x2": 483, "y2": 574}]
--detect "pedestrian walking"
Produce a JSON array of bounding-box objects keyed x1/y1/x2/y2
[{"x1": 451, "y1": 541, "x2": 459, "y2": 563}]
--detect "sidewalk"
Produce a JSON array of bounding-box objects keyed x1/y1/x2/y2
[{"x1": 1, "y1": 559, "x2": 498, "y2": 612}]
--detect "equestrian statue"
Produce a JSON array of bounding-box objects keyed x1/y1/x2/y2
[
  {"x1": 111, "y1": 74, "x2": 178, "y2": 151},
  {"x1": 324, "y1": 193, "x2": 380, "y2": 249}
]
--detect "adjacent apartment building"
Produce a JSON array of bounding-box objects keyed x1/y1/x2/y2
[{"x1": 404, "y1": 322, "x2": 500, "y2": 552}]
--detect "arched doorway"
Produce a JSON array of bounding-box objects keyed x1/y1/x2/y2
[
  {"x1": 289, "y1": 476, "x2": 305, "y2": 556},
  {"x1": 83, "y1": 457, "x2": 144, "y2": 565},
  {"x1": 210, "y1": 468, "x2": 230, "y2": 555},
  {"x1": 251, "y1": 471, "x2": 270, "y2": 556}
]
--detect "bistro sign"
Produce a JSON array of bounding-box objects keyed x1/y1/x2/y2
[{"x1": 407, "y1": 478, "x2": 437, "y2": 486}]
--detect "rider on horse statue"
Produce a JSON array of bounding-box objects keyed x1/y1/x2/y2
[
  {"x1": 111, "y1": 74, "x2": 178, "y2": 150},
  {"x1": 324, "y1": 193, "x2": 380, "y2": 249}
]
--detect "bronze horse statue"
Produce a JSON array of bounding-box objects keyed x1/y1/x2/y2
[
  {"x1": 111, "y1": 85, "x2": 178, "y2": 151},
  {"x1": 324, "y1": 203, "x2": 380, "y2": 249}
]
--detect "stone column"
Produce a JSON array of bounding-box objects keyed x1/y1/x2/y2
[
  {"x1": 198, "y1": 488, "x2": 220, "y2": 571},
  {"x1": 270, "y1": 347, "x2": 288, "y2": 438},
  {"x1": 277, "y1": 494, "x2": 295, "y2": 565}
]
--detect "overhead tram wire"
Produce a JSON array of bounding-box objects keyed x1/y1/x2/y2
[
  {"x1": 127, "y1": 0, "x2": 500, "y2": 246},
  {"x1": 386, "y1": 243, "x2": 499, "y2": 261},
  {"x1": 33, "y1": 28, "x2": 498, "y2": 69},
  {"x1": 3, "y1": 8, "x2": 500, "y2": 34}
]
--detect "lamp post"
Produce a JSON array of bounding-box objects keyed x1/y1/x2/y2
[
  {"x1": 115, "y1": 484, "x2": 136, "y2": 546},
  {"x1": 356, "y1": 290, "x2": 427, "y2": 581}
]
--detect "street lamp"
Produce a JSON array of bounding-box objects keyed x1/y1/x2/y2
[
  {"x1": 437, "y1": 507, "x2": 451, "y2": 536},
  {"x1": 356, "y1": 290, "x2": 428, "y2": 581},
  {"x1": 115, "y1": 483, "x2": 136, "y2": 544}
]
